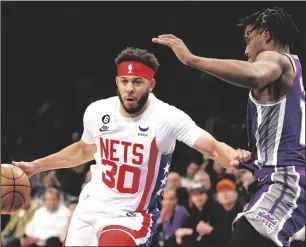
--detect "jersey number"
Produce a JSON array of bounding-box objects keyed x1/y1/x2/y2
[
  {"x1": 101, "y1": 159, "x2": 141, "y2": 194},
  {"x1": 300, "y1": 78, "x2": 305, "y2": 146}
]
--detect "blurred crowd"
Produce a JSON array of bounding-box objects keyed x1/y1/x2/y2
[
  {"x1": 151, "y1": 160, "x2": 305, "y2": 247},
  {"x1": 1, "y1": 162, "x2": 91, "y2": 247},
  {"x1": 1, "y1": 99, "x2": 304, "y2": 247},
  {"x1": 1, "y1": 158, "x2": 305, "y2": 247}
]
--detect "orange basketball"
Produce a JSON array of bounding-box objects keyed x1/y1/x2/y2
[{"x1": 1, "y1": 164, "x2": 31, "y2": 214}]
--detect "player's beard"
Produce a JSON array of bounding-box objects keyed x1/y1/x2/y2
[{"x1": 117, "y1": 89, "x2": 150, "y2": 114}]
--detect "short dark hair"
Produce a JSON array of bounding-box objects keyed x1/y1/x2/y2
[
  {"x1": 114, "y1": 47, "x2": 160, "y2": 71},
  {"x1": 237, "y1": 7, "x2": 300, "y2": 48}
]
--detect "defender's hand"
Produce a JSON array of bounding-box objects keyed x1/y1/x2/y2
[{"x1": 152, "y1": 34, "x2": 193, "y2": 65}]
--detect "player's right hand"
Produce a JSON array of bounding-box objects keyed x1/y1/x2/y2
[
  {"x1": 152, "y1": 34, "x2": 194, "y2": 65},
  {"x1": 12, "y1": 161, "x2": 39, "y2": 177}
]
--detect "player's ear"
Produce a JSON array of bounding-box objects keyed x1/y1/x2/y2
[
  {"x1": 115, "y1": 77, "x2": 119, "y2": 87},
  {"x1": 263, "y1": 29, "x2": 272, "y2": 43},
  {"x1": 149, "y1": 79, "x2": 156, "y2": 92}
]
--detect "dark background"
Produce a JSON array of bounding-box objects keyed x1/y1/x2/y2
[{"x1": 1, "y1": 1, "x2": 306, "y2": 174}]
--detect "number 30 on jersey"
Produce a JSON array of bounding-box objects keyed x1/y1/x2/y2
[{"x1": 99, "y1": 137, "x2": 144, "y2": 194}]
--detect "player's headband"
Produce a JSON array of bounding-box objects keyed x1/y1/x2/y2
[{"x1": 117, "y1": 61, "x2": 155, "y2": 80}]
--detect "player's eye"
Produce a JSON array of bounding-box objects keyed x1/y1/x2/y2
[{"x1": 133, "y1": 79, "x2": 143, "y2": 85}]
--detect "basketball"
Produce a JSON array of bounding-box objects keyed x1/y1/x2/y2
[{"x1": 1, "y1": 164, "x2": 31, "y2": 214}]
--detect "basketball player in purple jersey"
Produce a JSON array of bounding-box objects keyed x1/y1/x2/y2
[{"x1": 153, "y1": 7, "x2": 305, "y2": 247}]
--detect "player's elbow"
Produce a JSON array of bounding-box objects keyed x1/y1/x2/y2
[
  {"x1": 246, "y1": 69, "x2": 263, "y2": 89},
  {"x1": 247, "y1": 70, "x2": 268, "y2": 90}
]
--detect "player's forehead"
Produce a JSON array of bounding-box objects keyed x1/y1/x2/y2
[
  {"x1": 244, "y1": 25, "x2": 256, "y2": 38},
  {"x1": 118, "y1": 75, "x2": 146, "y2": 81}
]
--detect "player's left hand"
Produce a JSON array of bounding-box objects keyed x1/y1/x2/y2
[
  {"x1": 152, "y1": 34, "x2": 194, "y2": 65},
  {"x1": 229, "y1": 148, "x2": 252, "y2": 167}
]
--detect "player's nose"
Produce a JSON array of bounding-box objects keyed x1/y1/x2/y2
[
  {"x1": 245, "y1": 47, "x2": 250, "y2": 59},
  {"x1": 125, "y1": 81, "x2": 134, "y2": 93}
]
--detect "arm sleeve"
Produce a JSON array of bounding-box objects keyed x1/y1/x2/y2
[
  {"x1": 161, "y1": 106, "x2": 203, "y2": 147},
  {"x1": 81, "y1": 104, "x2": 95, "y2": 144}
]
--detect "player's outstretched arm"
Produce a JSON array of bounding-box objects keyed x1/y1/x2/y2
[
  {"x1": 162, "y1": 105, "x2": 251, "y2": 169},
  {"x1": 153, "y1": 34, "x2": 288, "y2": 89},
  {"x1": 192, "y1": 132, "x2": 251, "y2": 169},
  {"x1": 13, "y1": 140, "x2": 96, "y2": 177}
]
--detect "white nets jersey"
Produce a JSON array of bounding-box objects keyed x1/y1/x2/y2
[{"x1": 81, "y1": 93, "x2": 203, "y2": 213}]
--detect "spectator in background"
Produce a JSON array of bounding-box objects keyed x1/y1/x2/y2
[
  {"x1": 198, "y1": 158, "x2": 210, "y2": 173},
  {"x1": 225, "y1": 167, "x2": 241, "y2": 180},
  {"x1": 204, "y1": 160, "x2": 226, "y2": 194},
  {"x1": 1, "y1": 199, "x2": 40, "y2": 247},
  {"x1": 81, "y1": 170, "x2": 92, "y2": 190},
  {"x1": 32, "y1": 173, "x2": 58, "y2": 204},
  {"x1": 165, "y1": 172, "x2": 181, "y2": 190},
  {"x1": 153, "y1": 189, "x2": 189, "y2": 247},
  {"x1": 62, "y1": 199, "x2": 79, "y2": 246},
  {"x1": 240, "y1": 170, "x2": 255, "y2": 190},
  {"x1": 22, "y1": 188, "x2": 69, "y2": 247},
  {"x1": 52, "y1": 163, "x2": 90, "y2": 201},
  {"x1": 175, "y1": 184, "x2": 213, "y2": 247},
  {"x1": 180, "y1": 162, "x2": 199, "y2": 188},
  {"x1": 204, "y1": 179, "x2": 243, "y2": 246},
  {"x1": 192, "y1": 171, "x2": 212, "y2": 196},
  {"x1": 236, "y1": 170, "x2": 254, "y2": 205},
  {"x1": 66, "y1": 199, "x2": 78, "y2": 224},
  {"x1": 165, "y1": 172, "x2": 189, "y2": 209}
]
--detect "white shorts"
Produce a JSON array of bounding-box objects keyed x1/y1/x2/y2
[{"x1": 64, "y1": 182, "x2": 160, "y2": 246}]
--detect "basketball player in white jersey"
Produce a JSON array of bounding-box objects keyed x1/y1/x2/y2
[{"x1": 13, "y1": 47, "x2": 251, "y2": 246}]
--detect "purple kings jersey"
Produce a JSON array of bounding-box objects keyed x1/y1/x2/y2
[{"x1": 245, "y1": 54, "x2": 305, "y2": 169}]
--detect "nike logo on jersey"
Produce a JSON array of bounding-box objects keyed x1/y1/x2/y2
[
  {"x1": 257, "y1": 175, "x2": 268, "y2": 182},
  {"x1": 100, "y1": 125, "x2": 110, "y2": 132},
  {"x1": 139, "y1": 126, "x2": 149, "y2": 132}
]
